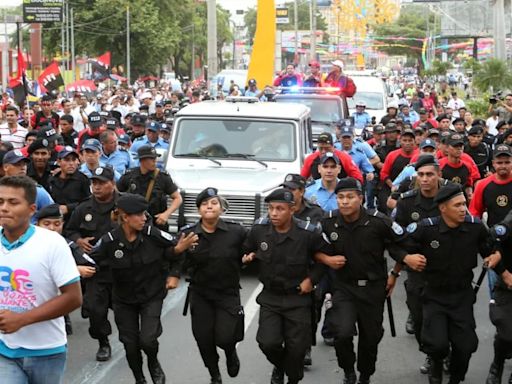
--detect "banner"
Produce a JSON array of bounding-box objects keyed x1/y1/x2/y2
[
  {"x1": 89, "y1": 51, "x2": 111, "y2": 80},
  {"x1": 8, "y1": 49, "x2": 28, "y2": 107},
  {"x1": 65, "y1": 79, "x2": 97, "y2": 95},
  {"x1": 38, "y1": 61, "x2": 64, "y2": 93}
]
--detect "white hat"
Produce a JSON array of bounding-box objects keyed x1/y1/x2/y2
[
  {"x1": 331, "y1": 60, "x2": 344, "y2": 69},
  {"x1": 140, "y1": 91, "x2": 152, "y2": 100}
]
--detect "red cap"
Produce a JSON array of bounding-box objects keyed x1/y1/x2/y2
[{"x1": 308, "y1": 60, "x2": 320, "y2": 68}]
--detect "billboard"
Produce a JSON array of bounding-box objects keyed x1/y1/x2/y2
[{"x1": 23, "y1": 0, "x2": 63, "y2": 23}]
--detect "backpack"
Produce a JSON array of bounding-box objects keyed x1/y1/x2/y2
[{"x1": 343, "y1": 76, "x2": 357, "y2": 98}]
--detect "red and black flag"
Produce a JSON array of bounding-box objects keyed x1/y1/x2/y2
[
  {"x1": 38, "y1": 61, "x2": 64, "y2": 93},
  {"x1": 89, "y1": 51, "x2": 111, "y2": 80},
  {"x1": 8, "y1": 49, "x2": 28, "y2": 107}
]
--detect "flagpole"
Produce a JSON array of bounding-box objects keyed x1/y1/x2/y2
[
  {"x1": 70, "y1": 7, "x2": 75, "y2": 82},
  {"x1": 16, "y1": 21, "x2": 26, "y2": 108},
  {"x1": 61, "y1": 0, "x2": 65, "y2": 84},
  {"x1": 126, "y1": 5, "x2": 130, "y2": 85}
]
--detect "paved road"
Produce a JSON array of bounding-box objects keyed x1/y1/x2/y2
[{"x1": 64, "y1": 265, "x2": 510, "y2": 384}]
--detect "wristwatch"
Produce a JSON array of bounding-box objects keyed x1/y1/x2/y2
[{"x1": 389, "y1": 269, "x2": 401, "y2": 278}]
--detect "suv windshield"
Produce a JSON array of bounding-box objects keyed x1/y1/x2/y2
[
  {"x1": 173, "y1": 119, "x2": 296, "y2": 162},
  {"x1": 348, "y1": 92, "x2": 384, "y2": 110},
  {"x1": 277, "y1": 98, "x2": 341, "y2": 123}
]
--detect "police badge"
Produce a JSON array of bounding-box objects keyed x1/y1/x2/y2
[{"x1": 114, "y1": 250, "x2": 124, "y2": 259}]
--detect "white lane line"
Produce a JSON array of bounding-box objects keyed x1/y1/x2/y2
[
  {"x1": 70, "y1": 284, "x2": 187, "y2": 384},
  {"x1": 243, "y1": 282, "x2": 263, "y2": 334}
]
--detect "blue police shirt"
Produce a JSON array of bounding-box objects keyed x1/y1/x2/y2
[
  {"x1": 352, "y1": 112, "x2": 372, "y2": 129},
  {"x1": 79, "y1": 163, "x2": 122, "y2": 182},
  {"x1": 100, "y1": 149, "x2": 134, "y2": 175},
  {"x1": 398, "y1": 110, "x2": 420, "y2": 125},
  {"x1": 304, "y1": 179, "x2": 339, "y2": 212},
  {"x1": 392, "y1": 164, "x2": 416, "y2": 187},
  {"x1": 129, "y1": 136, "x2": 169, "y2": 168},
  {"x1": 343, "y1": 146, "x2": 374, "y2": 174},
  {"x1": 32, "y1": 186, "x2": 55, "y2": 224}
]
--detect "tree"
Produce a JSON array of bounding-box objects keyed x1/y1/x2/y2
[
  {"x1": 430, "y1": 60, "x2": 453, "y2": 76},
  {"x1": 472, "y1": 59, "x2": 512, "y2": 94}
]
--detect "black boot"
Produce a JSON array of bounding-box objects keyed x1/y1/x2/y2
[
  {"x1": 358, "y1": 373, "x2": 371, "y2": 384},
  {"x1": 135, "y1": 379, "x2": 147, "y2": 384},
  {"x1": 420, "y1": 355, "x2": 432, "y2": 374},
  {"x1": 225, "y1": 349, "x2": 240, "y2": 378},
  {"x1": 148, "y1": 357, "x2": 166, "y2": 384},
  {"x1": 443, "y1": 351, "x2": 451, "y2": 373},
  {"x1": 486, "y1": 358, "x2": 505, "y2": 384},
  {"x1": 303, "y1": 347, "x2": 312, "y2": 366},
  {"x1": 509, "y1": 371, "x2": 512, "y2": 384},
  {"x1": 96, "y1": 338, "x2": 111, "y2": 362},
  {"x1": 405, "y1": 313, "x2": 415, "y2": 335},
  {"x1": 343, "y1": 370, "x2": 357, "y2": 384},
  {"x1": 271, "y1": 366, "x2": 284, "y2": 384},
  {"x1": 428, "y1": 359, "x2": 443, "y2": 384},
  {"x1": 208, "y1": 365, "x2": 222, "y2": 384}
]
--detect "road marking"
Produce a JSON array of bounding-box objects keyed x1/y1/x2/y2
[
  {"x1": 70, "y1": 284, "x2": 187, "y2": 384},
  {"x1": 243, "y1": 282, "x2": 262, "y2": 333}
]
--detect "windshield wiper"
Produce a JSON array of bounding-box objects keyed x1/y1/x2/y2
[
  {"x1": 224, "y1": 153, "x2": 268, "y2": 168},
  {"x1": 175, "y1": 153, "x2": 222, "y2": 166},
  {"x1": 311, "y1": 119, "x2": 333, "y2": 124}
]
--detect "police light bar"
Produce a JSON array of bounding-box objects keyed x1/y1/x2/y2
[
  {"x1": 224, "y1": 96, "x2": 259, "y2": 103},
  {"x1": 276, "y1": 86, "x2": 342, "y2": 94}
]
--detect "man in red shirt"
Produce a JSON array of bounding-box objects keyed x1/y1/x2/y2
[
  {"x1": 413, "y1": 108, "x2": 438, "y2": 130},
  {"x1": 300, "y1": 132, "x2": 363, "y2": 183},
  {"x1": 77, "y1": 111, "x2": 105, "y2": 150}
]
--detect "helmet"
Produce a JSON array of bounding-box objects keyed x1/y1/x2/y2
[
  {"x1": 387, "y1": 101, "x2": 399, "y2": 110},
  {"x1": 355, "y1": 100, "x2": 367, "y2": 107}
]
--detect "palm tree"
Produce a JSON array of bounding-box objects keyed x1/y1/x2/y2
[{"x1": 473, "y1": 58, "x2": 512, "y2": 93}]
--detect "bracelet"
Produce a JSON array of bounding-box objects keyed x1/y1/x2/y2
[{"x1": 389, "y1": 269, "x2": 400, "y2": 278}]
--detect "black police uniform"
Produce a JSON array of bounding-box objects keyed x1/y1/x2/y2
[
  {"x1": 294, "y1": 199, "x2": 323, "y2": 224},
  {"x1": 321, "y1": 206, "x2": 408, "y2": 381},
  {"x1": 117, "y1": 168, "x2": 178, "y2": 229},
  {"x1": 181, "y1": 206, "x2": 246, "y2": 381},
  {"x1": 243, "y1": 194, "x2": 327, "y2": 384},
  {"x1": 91, "y1": 197, "x2": 181, "y2": 384},
  {"x1": 47, "y1": 169, "x2": 91, "y2": 220},
  {"x1": 406, "y1": 212, "x2": 502, "y2": 383},
  {"x1": 464, "y1": 142, "x2": 492, "y2": 177},
  {"x1": 64, "y1": 190, "x2": 119, "y2": 346}
]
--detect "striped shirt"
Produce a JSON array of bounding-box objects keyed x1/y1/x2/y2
[{"x1": 0, "y1": 123, "x2": 28, "y2": 149}]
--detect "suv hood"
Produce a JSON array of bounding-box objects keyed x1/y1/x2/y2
[{"x1": 170, "y1": 167, "x2": 286, "y2": 194}]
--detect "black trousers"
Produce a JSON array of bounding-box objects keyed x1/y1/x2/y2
[
  {"x1": 326, "y1": 281, "x2": 386, "y2": 377},
  {"x1": 82, "y1": 271, "x2": 112, "y2": 340},
  {"x1": 421, "y1": 286, "x2": 478, "y2": 382},
  {"x1": 113, "y1": 298, "x2": 164, "y2": 380},
  {"x1": 190, "y1": 288, "x2": 242, "y2": 369},
  {"x1": 256, "y1": 290, "x2": 311, "y2": 382},
  {"x1": 404, "y1": 271, "x2": 425, "y2": 348},
  {"x1": 490, "y1": 286, "x2": 512, "y2": 360}
]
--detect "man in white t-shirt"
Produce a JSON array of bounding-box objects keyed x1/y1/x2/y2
[
  {"x1": 0, "y1": 106, "x2": 28, "y2": 149},
  {"x1": 447, "y1": 91, "x2": 466, "y2": 118},
  {"x1": 0, "y1": 175, "x2": 82, "y2": 383}
]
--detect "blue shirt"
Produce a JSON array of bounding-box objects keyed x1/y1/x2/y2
[
  {"x1": 304, "y1": 179, "x2": 339, "y2": 212},
  {"x1": 352, "y1": 111, "x2": 372, "y2": 129},
  {"x1": 33, "y1": 186, "x2": 54, "y2": 224},
  {"x1": 392, "y1": 164, "x2": 416, "y2": 186},
  {"x1": 342, "y1": 145, "x2": 374, "y2": 174},
  {"x1": 130, "y1": 136, "x2": 169, "y2": 168},
  {"x1": 398, "y1": 110, "x2": 420, "y2": 125},
  {"x1": 334, "y1": 139, "x2": 377, "y2": 160},
  {"x1": 100, "y1": 148, "x2": 134, "y2": 175},
  {"x1": 79, "y1": 163, "x2": 122, "y2": 182}
]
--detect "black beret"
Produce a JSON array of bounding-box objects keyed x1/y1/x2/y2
[
  {"x1": 28, "y1": 138, "x2": 51, "y2": 154},
  {"x1": 36, "y1": 203, "x2": 63, "y2": 220},
  {"x1": 117, "y1": 193, "x2": 148, "y2": 214},
  {"x1": 335, "y1": 177, "x2": 363, "y2": 194},
  {"x1": 468, "y1": 125, "x2": 484, "y2": 136},
  {"x1": 264, "y1": 188, "x2": 295, "y2": 204},
  {"x1": 90, "y1": 166, "x2": 115, "y2": 181},
  {"x1": 434, "y1": 183, "x2": 464, "y2": 204},
  {"x1": 281, "y1": 173, "x2": 306, "y2": 189},
  {"x1": 195, "y1": 187, "x2": 219, "y2": 207},
  {"x1": 414, "y1": 154, "x2": 438, "y2": 170},
  {"x1": 452, "y1": 117, "x2": 465, "y2": 125}
]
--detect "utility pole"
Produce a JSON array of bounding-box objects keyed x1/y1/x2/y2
[
  {"x1": 65, "y1": 0, "x2": 69, "y2": 72},
  {"x1": 61, "y1": 1, "x2": 65, "y2": 76},
  {"x1": 294, "y1": 0, "x2": 298, "y2": 63},
  {"x1": 126, "y1": 5, "x2": 130, "y2": 84},
  {"x1": 71, "y1": 7, "x2": 75, "y2": 81},
  {"x1": 191, "y1": 25, "x2": 195, "y2": 80},
  {"x1": 2, "y1": 11, "x2": 8, "y2": 91},
  {"x1": 494, "y1": 0, "x2": 506, "y2": 60},
  {"x1": 207, "y1": 0, "x2": 217, "y2": 81},
  {"x1": 310, "y1": 0, "x2": 317, "y2": 61},
  {"x1": 232, "y1": 22, "x2": 236, "y2": 69}
]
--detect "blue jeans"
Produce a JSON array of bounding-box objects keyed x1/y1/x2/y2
[{"x1": 0, "y1": 352, "x2": 67, "y2": 384}]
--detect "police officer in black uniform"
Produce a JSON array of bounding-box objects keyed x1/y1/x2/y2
[
  {"x1": 281, "y1": 174, "x2": 323, "y2": 224},
  {"x1": 242, "y1": 188, "x2": 327, "y2": 384},
  {"x1": 180, "y1": 187, "x2": 247, "y2": 384},
  {"x1": 315, "y1": 177, "x2": 425, "y2": 384},
  {"x1": 464, "y1": 125, "x2": 492, "y2": 178},
  {"x1": 64, "y1": 166, "x2": 119, "y2": 361},
  {"x1": 91, "y1": 194, "x2": 198, "y2": 384},
  {"x1": 117, "y1": 145, "x2": 182, "y2": 231},
  {"x1": 405, "y1": 184, "x2": 502, "y2": 384}
]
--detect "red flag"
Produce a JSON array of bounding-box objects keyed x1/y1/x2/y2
[
  {"x1": 65, "y1": 79, "x2": 97, "y2": 94},
  {"x1": 8, "y1": 49, "x2": 28, "y2": 106},
  {"x1": 88, "y1": 51, "x2": 111, "y2": 79},
  {"x1": 38, "y1": 62, "x2": 64, "y2": 93}
]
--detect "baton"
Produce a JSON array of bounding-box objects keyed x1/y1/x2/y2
[
  {"x1": 386, "y1": 295, "x2": 396, "y2": 337},
  {"x1": 473, "y1": 261, "x2": 489, "y2": 295},
  {"x1": 182, "y1": 284, "x2": 191, "y2": 316}
]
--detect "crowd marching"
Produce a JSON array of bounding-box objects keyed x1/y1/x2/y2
[{"x1": 0, "y1": 58, "x2": 511, "y2": 384}]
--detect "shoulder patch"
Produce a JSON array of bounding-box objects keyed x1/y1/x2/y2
[
  {"x1": 179, "y1": 222, "x2": 197, "y2": 232},
  {"x1": 464, "y1": 214, "x2": 482, "y2": 224},
  {"x1": 406, "y1": 222, "x2": 418, "y2": 233},
  {"x1": 419, "y1": 216, "x2": 440, "y2": 227},
  {"x1": 323, "y1": 209, "x2": 340, "y2": 219},
  {"x1": 295, "y1": 218, "x2": 321, "y2": 233},
  {"x1": 254, "y1": 216, "x2": 270, "y2": 225},
  {"x1": 368, "y1": 209, "x2": 388, "y2": 220},
  {"x1": 400, "y1": 189, "x2": 418, "y2": 199},
  {"x1": 391, "y1": 221, "x2": 404, "y2": 235}
]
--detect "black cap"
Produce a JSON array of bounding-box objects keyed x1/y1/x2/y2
[
  {"x1": 264, "y1": 188, "x2": 295, "y2": 204},
  {"x1": 90, "y1": 166, "x2": 115, "y2": 181},
  {"x1": 418, "y1": 108, "x2": 427, "y2": 114},
  {"x1": 28, "y1": 138, "x2": 51, "y2": 154},
  {"x1": 106, "y1": 117, "x2": 120, "y2": 130},
  {"x1": 334, "y1": 177, "x2": 363, "y2": 194},
  {"x1": 195, "y1": 187, "x2": 219, "y2": 207},
  {"x1": 427, "y1": 128, "x2": 440, "y2": 137},
  {"x1": 468, "y1": 125, "x2": 483, "y2": 136},
  {"x1": 448, "y1": 133, "x2": 465, "y2": 146},
  {"x1": 37, "y1": 126, "x2": 59, "y2": 141},
  {"x1": 401, "y1": 128, "x2": 415, "y2": 137},
  {"x1": 373, "y1": 124, "x2": 384, "y2": 134},
  {"x1": 117, "y1": 193, "x2": 148, "y2": 214},
  {"x1": 248, "y1": 78, "x2": 257, "y2": 86},
  {"x1": 137, "y1": 144, "x2": 161, "y2": 159},
  {"x1": 147, "y1": 121, "x2": 160, "y2": 132},
  {"x1": 320, "y1": 151, "x2": 340, "y2": 165},
  {"x1": 472, "y1": 118, "x2": 486, "y2": 127},
  {"x1": 317, "y1": 132, "x2": 333, "y2": 145},
  {"x1": 99, "y1": 110, "x2": 110, "y2": 118},
  {"x1": 440, "y1": 130, "x2": 452, "y2": 144},
  {"x1": 494, "y1": 144, "x2": 512, "y2": 158},
  {"x1": 436, "y1": 113, "x2": 450, "y2": 122},
  {"x1": 281, "y1": 173, "x2": 306, "y2": 189},
  {"x1": 452, "y1": 117, "x2": 465, "y2": 125},
  {"x1": 155, "y1": 102, "x2": 163, "y2": 108},
  {"x1": 58, "y1": 146, "x2": 79, "y2": 159},
  {"x1": 420, "y1": 138, "x2": 437, "y2": 150},
  {"x1": 385, "y1": 123, "x2": 400, "y2": 133},
  {"x1": 414, "y1": 154, "x2": 438, "y2": 170},
  {"x1": 131, "y1": 114, "x2": 146, "y2": 126},
  {"x1": 434, "y1": 183, "x2": 464, "y2": 204},
  {"x1": 340, "y1": 127, "x2": 354, "y2": 137},
  {"x1": 88, "y1": 111, "x2": 103, "y2": 128},
  {"x1": 3, "y1": 149, "x2": 30, "y2": 165},
  {"x1": 160, "y1": 123, "x2": 170, "y2": 132},
  {"x1": 118, "y1": 134, "x2": 130, "y2": 144},
  {"x1": 36, "y1": 203, "x2": 63, "y2": 220}
]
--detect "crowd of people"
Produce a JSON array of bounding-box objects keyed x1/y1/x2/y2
[{"x1": 0, "y1": 61, "x2": 510, "y2": 384}]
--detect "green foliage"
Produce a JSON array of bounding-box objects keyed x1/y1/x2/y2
[
  {"x1": 427, "y1": 60, "x2": 453, "y2": 76},
  {"x1": 462, "y1": 57, "x2": 481, "y2": 74},
  {"x1": 472, "y1": 59, "x2": 512, "y2": 94},
  {"x1": 466, "y1": 96, "x2": 490, "y2": 119}
]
